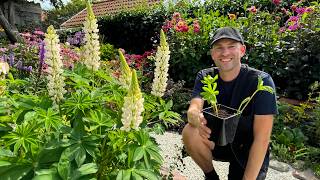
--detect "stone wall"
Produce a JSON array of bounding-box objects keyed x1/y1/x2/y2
[{"x1": 2, "y1": 1, "x2": 42, "y2": 28}]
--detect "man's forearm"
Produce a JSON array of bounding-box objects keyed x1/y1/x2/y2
[{"x1": 243, "y1": 139, "x2": 269, "y2": 180}]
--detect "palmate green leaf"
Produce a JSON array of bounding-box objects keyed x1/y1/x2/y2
[
  {"x1": 165, "y1": 100, "x2": 173, "y2": 110},
  {"x1": 75, "y1": 147, "x2": 86, "y2": 168},
  {"x1": 37, "y1": 147, "x2": 64, "y2": 166},
  {"x1": 72, "y1": 163, "x2": 98, "y2": 180},
  {"x1": 116, "y1": 170, "x2": 132, "y2": 180},
  {"x1": 0, "y1": 149, "x2": 14, "y2": 158},
  {"x1": 131, "y1": 171, "x2": 143, "y2": 180},
  {"x1": 36, "y1": 108, "x2": 62, "y2": 132},
  {"x1": 260, "y1": 86, "x2": 275, "y2": 94},
  {"x1": 62, "y1": 90, "x2": 94, "y2": 116},
  {"x1": 145, "y1": 145, "x2": 163, "y2": 164},
  {"x1": 58, "y1": 150, "x2": 71, "y2": 180},
  {"x1": 83, "y1": 110, "x2": 114, "y2": 132},
  {"x1": 0, "y1": 161, "x2": 11, "y2": 166},
  {"x1": 3, "y1": 120, "x2": 41, "y2": 154},
  {"x1": 33, "y1": 168, "x2": 61, "y2": 180},
  {"x1": 134, "y1": 169, "x2": 158, "y2": 180},
  {"x1": 62, "y1": 133, "x2": 99, "y2": 167},
  {"x1": 0, "y1": 163, "x2": 32, "y2": 180},
  {"x1": 133, "y1": 146, "x2": 145, "y2": 161}
]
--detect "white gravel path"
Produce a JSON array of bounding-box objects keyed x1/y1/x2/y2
[{"x1": 152, "y1": 132, "x2": 298, "y2": 180}]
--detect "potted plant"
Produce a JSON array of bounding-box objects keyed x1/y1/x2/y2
[{"x1": 201, "y1": 74, "x2": 274, "y2": 146}]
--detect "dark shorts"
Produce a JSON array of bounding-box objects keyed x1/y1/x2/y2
[{"x1": 212, "y1": 144, "x2": 269, "y2": 180}]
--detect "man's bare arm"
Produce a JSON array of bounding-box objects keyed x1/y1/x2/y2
[{"x1": 243, "y1": 114, "x2": 273, "y2": 180}]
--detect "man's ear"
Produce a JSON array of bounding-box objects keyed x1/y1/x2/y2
[{"x1": 240, "y1": 45, "x2": 246, "y2": 56}]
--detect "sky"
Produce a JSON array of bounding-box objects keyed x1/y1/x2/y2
[{"x1": 28, "y1": 0, "x2": 71, "y2": 10}]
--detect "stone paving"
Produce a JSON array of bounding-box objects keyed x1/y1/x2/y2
[{"x1": 153, "y1": 132, "x2": 319, "y2": 180}]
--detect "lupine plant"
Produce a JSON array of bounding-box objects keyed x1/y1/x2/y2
[
  {"x1": 0, "y1": 1, "x2": 181, "y2": 179},
  {"x1": 44, "y1": 25, "x2": 66, "y2": 106},
  {"x1": 82, "y1": 1, "x2": 100, "y2": 71},
  {"x1": 151, "y1": 29, "x2": 170, "y2": 98}
]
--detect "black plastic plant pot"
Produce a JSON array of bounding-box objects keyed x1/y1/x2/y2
[{"x1": 202, "y1": 104, "x2": 240, "y2": 146}]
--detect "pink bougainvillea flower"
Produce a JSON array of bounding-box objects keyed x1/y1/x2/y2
[
  {"x1": 295, "y1": 7, "x2": 307, "y2": 14},
  {"x1": 174, "y1": 20, "x2": 189, "y2": 32},
  {"x1": 306, "y1": 7, "x2": 313, "y2": 13},
  {"x1": 248, "y1": 6, "x2": 257, "y2": 13},
  {"x1": 193, "y1": 21, "x2": 200, "y2": 33},
  {"x1": 286, "y1": 16, "x2": 300, "y2": 31},
  {"x1": 162, "y1": 20, "x2": 173, "y2": 32},
  {"x1": 172, "y1": 12, "x2": 181, "y2": 20},
  {"x1": 272, "y1": 0, "x2": 281, "y2": 6},
  {"x1": 279, "y1": 27, "x2": 286, "y2": 33},
  {"x1": 281, "y1": 8, "x2": 289, "y2": 15},
  {"x1": 287, "y1": 16, "x2": 299, "y2": 22},
  {"x1": 21, "y1": 32, "x2": 31, "y2": 37},
  {"x1": 34, "y1": 30, "x2": 45, "y2": 36},
  {"x1": 288, "y1": 23, "x2": 300, "y2": 31},
  {"x1": 291, "y1": 5, "x2": 297, "y2": 12},
  {"x1": 228, "y1": 13, "x2": 237, "y2": 20}
]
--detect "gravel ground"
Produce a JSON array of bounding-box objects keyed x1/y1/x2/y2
[{"x1": 152, "y1": 132, "x2": 298, "y2": 180}]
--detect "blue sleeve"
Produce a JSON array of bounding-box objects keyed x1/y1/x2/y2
[
  {"x1": 253, "y1": 74, "x2": 278, "y2": 115},
  {"x1": 191, "y1": 71, "x2": 205, "y2": 99}
]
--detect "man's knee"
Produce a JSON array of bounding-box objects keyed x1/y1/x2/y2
[{"x1": 182, "y1": 123, "x2": 197, "y2": 144}]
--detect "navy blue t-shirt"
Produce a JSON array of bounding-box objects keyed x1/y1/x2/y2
[{"x1": 192, "y1": 66, "x2": 278, "y2": 115}]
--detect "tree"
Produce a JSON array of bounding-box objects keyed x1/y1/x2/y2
[
  {"x1": 0, "y1": 0, "x2": 63, "y2": 43},
  {"x1": 43, "y1": 0, "x2": 86, "y2": 28}
]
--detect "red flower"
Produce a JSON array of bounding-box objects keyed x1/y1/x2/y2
[
  {"x1": 291, "y1": 5, "x2": 297, "y2": 12},
  {"x1": 228, "y1": 13, "x2": 237, "y2": 20},
  {"x1": 272, "y1": 0, "x2": 281, "y2": 6},
  {"x1": 172, "y1": 12, "x2": 181, "y2": 20},
  {"x1": 174, "y1": 20, "x2": 189, "y2": 32},
  {"x1": 248, "y1": 6, "x2": 257, "y2": 13},
  {"x1": 193, "y1": 20, "x2": 200, "y2": 33}
]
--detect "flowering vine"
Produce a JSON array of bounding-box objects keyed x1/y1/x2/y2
[
  {"x1": 44, "y1": 25, "x2": 66, "y2": 105},
  {"x1": 151, "y1": 29, "x2": 170, "y2": 97},
  {"x1": 162, "y1": 12, "x2": 200, "y2": 33},
  {"x1": 83, "y1": 1, "x2": 100, "y2": 71},
  {"x1": 118, "y1": 49, "x2": 132, "y2": 89},
  {"x1": 121, "y1": 69, "x2": 144, "y2": 131}
]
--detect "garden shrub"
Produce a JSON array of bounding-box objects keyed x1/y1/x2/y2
[
  {"x1": 164, "y1": 0, "x2": 320, "y2": 99},
  {"x1": 100, "y1": 43, "x2": 117, "y2": 61},
  {"x1": 98, "y1": 5, "x2": 168, "y2": 54}
]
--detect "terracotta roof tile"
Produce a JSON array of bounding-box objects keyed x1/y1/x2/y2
[{"x1": 60, "y1": 0, "x2": 160, "y2": 29}]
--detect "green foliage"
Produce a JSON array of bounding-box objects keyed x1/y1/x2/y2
[
  {"x1": 0, "y1": 59, "x2": 179, "y2": 179},
  {"x1": 200, "y1": 74, "x2": 219, "y2": 114},
  {"x1": 43, "y1": 0, "x2": 87, "y2": 29},
  {"x1": 97, "y1": 129, "x2": 162, "y2": 179},
  {"x1": 200, "y1": 75, "x2": 274, "y2": 114},
  {"x1": 100, "y1": 43, "x2": 117, "y2": 61},
  {"x1": 144, "y1": 95, "x2": 182, "y2": 129},
  {"x1": 272, "y1": 83, "x2": 320, "y2": 169},
  {"x1": 98, "y1": 5, "x2": 167, "y2": 54}
]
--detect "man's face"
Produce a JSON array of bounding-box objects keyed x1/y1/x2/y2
[{"x1": 211, "y1": 38, "x2": 246, "y2": 73}]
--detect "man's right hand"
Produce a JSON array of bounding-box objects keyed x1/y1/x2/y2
[{"x1": 187, "y1": 108, "x2": 201, "y2": 127}]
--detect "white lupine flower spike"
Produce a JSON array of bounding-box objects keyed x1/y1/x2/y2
[
  {"x1": 44, "y1": 25, "x2": 66, "y2": 105},
  {"x1": 118, "y1": 49, "x2": 132, "y2": 89},
  {"x1": 151, "y1": 29, "x2": 170, "y2": 97},
  {"x1": 83, "y1": 1, "x2": 100, "y2": 71},
  {"x1": 121, "y1": 69, "x2": 144, "y2": 131}
]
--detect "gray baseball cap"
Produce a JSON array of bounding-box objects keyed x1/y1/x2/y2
[{"x1": 210, "y1": 27, "x2": 244, "y2": 46}]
